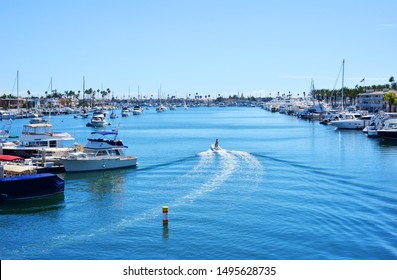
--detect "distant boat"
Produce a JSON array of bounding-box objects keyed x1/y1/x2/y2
[
  {"x1": 60, "y1": 130, "x2": 137, "y2": 172},
  {"x1": 0, "y1": 120, "x2": 13, "y2": 143},
  {"x1": 0, "y1": 172, "x2": 64, "y2": 201},
  {"x1": 29, "y1": 117, "x2": 49, "y2": 124},
  {"x1": 132, "y1": 106, "x2": 143, "y2": 115},
  {"x1": 109, "y1": 110, "x2": 118, "y2": 119},
  {"x1": 121, "y1": 107, "x2": 129, "y2": 117},
  {"x1": 74, "y1": 113, "x2": 89, "y2": 119},
  {"x1": 0, "y1": 110, "x2": 16, "y2": 120},
  {"x1": 87, "y1": 112, "x2": 110, "y2": 127},
  {"x1": 156, "y1": 104, "x2": 167, "y2": 112}
]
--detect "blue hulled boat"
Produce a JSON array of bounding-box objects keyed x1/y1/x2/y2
[{"x1": 0, "y1": 173, "x2": 64, "y2": 201}]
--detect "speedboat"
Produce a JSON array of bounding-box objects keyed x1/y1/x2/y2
[
  {"x1": 210, "y1": 144, "x2": 222, "y2": 153},
  {"x1": 60, "y1": 130, "x2": 138, "y2": 172},
  {"x1": 377, "y1": 118, "x2": 397, "y2": 140}
]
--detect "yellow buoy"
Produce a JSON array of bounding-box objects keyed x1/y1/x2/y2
[{"x1": 162, "y1": 206, "x2": 169, "y2": 224}]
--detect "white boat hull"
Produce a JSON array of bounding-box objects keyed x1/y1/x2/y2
[
  {"x1": 61, "y1": 156, "x2": 137, "y2": 172},
  {"x1": 210, "y1": 144, "x2": 222, "y2": 153},
  {"x1": 330, "y1": 119, "x2": 370, "y2": 129}
]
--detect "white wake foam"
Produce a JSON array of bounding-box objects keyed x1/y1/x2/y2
[{"x1": 39, "y1": 149, "x2": 264, "y2": 254}]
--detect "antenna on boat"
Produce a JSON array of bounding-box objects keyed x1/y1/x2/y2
[
  {"x1": 341, "y1": 59, "x2": 345, "y2": 111},
  {"x1": 16, "y1": 70, "x2": 19, "y2": 112}
]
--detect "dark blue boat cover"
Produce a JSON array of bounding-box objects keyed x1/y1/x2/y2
[{"x1": 0, "y1": 173, "x2": 64, "y2": 201}]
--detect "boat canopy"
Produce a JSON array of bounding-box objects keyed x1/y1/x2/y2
[{"x1": 90, "y1": 131, "x2": 118, "y2": 136}]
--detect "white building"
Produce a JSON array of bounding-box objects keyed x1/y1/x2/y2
[{"x1": 357, "y1": 90, "x2": 387, "y2": 112}]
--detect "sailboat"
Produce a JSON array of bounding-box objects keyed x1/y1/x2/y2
[
  {"x1": 110, "y1": 109, "x2": 118, "y2": 119},
  {"x1": 156, "y1": 86, "x2": 167, "y2": 112},
  {"x1": 0, "y1": 120, "x2": 14, "y2": 143}
]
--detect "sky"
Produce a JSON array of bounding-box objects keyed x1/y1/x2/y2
[{"x1": 1, "y1": 0, "x2": 396, "y2": 99}]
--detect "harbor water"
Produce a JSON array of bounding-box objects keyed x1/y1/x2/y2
[{"x1": 1, "y1": 107, "x2": 396, "y2": 260}]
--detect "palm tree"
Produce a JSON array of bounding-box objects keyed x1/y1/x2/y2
[
  {"x1": 384, "y1": 92, "x2": 396, "y2": 112},
  {"x1": 389, "y1": 76, "x2": 396, "y2": 90}
]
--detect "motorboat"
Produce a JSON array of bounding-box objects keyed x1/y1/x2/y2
[
  {"x1": 132, "y1": 106, "x2": 143, "y2": 115},
  {"x1": 0, "y1": 171, "x2": 64, "y2": 201},
  {"x1": 29, "y1": 117, "x2": 49, "y2": 124},
  {"x1": 0, "y1": 110, "x2": 15, "y2": 120},
  {"x1": 1, "y1": 123, "x2": 75, "y2": 159},
  {"x1": 362, "y1": 112, "x2": 397, "y2": 137},
  {"x1": 74, "y1": 113, "x2": 89, "y2": 119},
  {"x1": 156, "y1": 104, "x2": 167, "y2": 112},
  {"x1": 330, "y1": 112, "x2": 372, "y2": 129},
  {"x1": 87, "y1": 112, "x2": 110, "y2": 127},
  {"x1": 210, "y1": 144, "x2": 222, "y2": 153},
  {"x1": 60, "y1": 130, "x2": 138, "y2": 172},
  {"x1": 121, "y1": 107, "x2": 129, "y2": 117},
  {"x1": 377, "y1": 118, "x2": 397, "y2": 140}
]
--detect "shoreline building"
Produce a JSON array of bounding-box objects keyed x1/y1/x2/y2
[{"x1": 357, "y1": 90, "x2": 391, "y2": 112}]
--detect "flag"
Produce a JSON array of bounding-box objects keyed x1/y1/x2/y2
[{"x1": 360, "y1": 78, "x2": 365, "y2": 83}]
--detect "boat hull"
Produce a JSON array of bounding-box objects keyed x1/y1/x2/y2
[
  {"x1": 331, "y1": 120, "x2": 366, "y2": 129},
  {"x1": 377, "y1": 130, "x2": 397, "y2": 140},
  {"x1": 0, "y1": 173, "x2": 64, "y2": 201},
  {"x1": 60, "y1": 157, "x2": 138, "y2": 172}
]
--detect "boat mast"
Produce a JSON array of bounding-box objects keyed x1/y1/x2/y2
[
  {"x1": 83, "y1": 76, "x2": 85, "y2": 102},
  {"x1": 17, "y1": 70, "x2": 19, "y2": 112},
  {"x1": 341, "y1": 59, "x2": 345, "y2": 111},
  {"x1": 50, "y1": 77, "x2": 53, "y2": 120}
]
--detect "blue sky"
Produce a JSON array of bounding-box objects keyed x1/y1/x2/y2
[{"x1": 1, "y1": 0, "x2": 396, "y2": 98}]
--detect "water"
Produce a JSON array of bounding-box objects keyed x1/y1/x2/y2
[{"x1": 1, "y1": 107, "x2": 396, "y2": 260}]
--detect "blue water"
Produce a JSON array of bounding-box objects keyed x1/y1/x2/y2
[{"x1": 1, "y1": 107, "x2": 396, "y2": 260}]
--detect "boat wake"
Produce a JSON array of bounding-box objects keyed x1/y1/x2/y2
[
  {"x1": 173, "y1": 149, "x2": 264, "y2": 206},
  {"x1": 24, "y1": 149, "x2": 264, "y2": 256}
]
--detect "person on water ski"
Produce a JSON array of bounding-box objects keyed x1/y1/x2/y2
[{"x1": 215, "y1": 139, "x2": 219, "y2": 148}]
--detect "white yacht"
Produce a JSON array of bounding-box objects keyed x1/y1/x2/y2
[
  {"x1": 60, "y1": 131, "x2": 138, "y2": 172},
  {"x1": 330, "y1": 112, "x2": 372, "y2": 129},
  {"x1": 87, "y1": 112, "x2": 109, "y2": 127},
  {"x1": 121, "y1": 107, "x2": 129, "y2": 117},
  {"x1": 132, "y1": 105, "x2": 143, "y2": 115},
  {"x1": 1, "y1": 123, "x2": 75, "y2": 158}
]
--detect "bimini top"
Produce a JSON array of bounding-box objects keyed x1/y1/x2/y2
[
  {"x1": 87, "y1": 130, "x2": 127, "y2": 148},
  {"x1": 90, "y1": 131, "x2": 118, "y2": 136}
]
